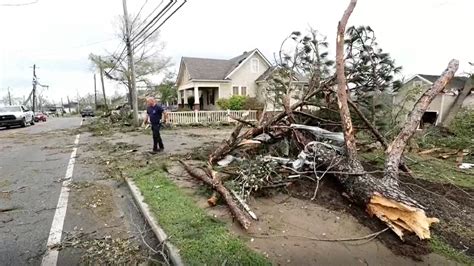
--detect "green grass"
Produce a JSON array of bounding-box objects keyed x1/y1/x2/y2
[
  {"x1": 361, "y1": 151, "x2": 474, "y2": 188},
  {"x1": 130, "y1": 166, "x2": 269, "y2": 266},
  {"x1": 430, "y1": 235, "x2": 473, "y2": 265}
]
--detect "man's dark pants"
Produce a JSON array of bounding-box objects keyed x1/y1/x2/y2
[{"x1": 151, "y1": 123, "x2": 164, "y2": 151}]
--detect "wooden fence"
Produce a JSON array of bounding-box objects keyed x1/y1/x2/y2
[{"x1": 166, "y1": 110, "x2": 258, "y2": 125}]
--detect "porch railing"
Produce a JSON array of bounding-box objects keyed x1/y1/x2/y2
[{"x1": 166, "y1": 110, "x2": 258, "y2": 125}]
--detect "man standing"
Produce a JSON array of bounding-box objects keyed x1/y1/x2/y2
[{"x1": 144, "y1": 97, "x2": 165, "y2": 153}]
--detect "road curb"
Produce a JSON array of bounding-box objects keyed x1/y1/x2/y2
[{"x1": 125, "y1": 178, "x2": 184, "y2": 266}]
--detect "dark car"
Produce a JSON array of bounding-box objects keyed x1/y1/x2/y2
[
  {"x1": 34, "y1": 112, "x2": 47, "y2": 122},
  {"x1": 80, "y1": 106, "x2": 95, "y2": 117}
]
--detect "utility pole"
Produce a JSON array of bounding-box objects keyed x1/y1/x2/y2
[
  {"x1": 7, "y1": 87, "x2": 12, "y2": 106},
  {"x1": 67, "y1": 96, "x2": 71, "y2": 113},
  {"x1": 94, "y1": 73, "x2": 98, "y2": 109},
  {"x1": 123, "y1": 0, "x2": 139, "y2": 126},
  {"x1": 32, "y1": 64, "x2": 37, "y2": 112},
  {"x1": 98, "y1": 57, "x2": 108, "y2": 112}
]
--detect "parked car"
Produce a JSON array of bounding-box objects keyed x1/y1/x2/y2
[
  {"x1": 0, "y1": 105, "x2": 35, "y2": 128},
  {"x1": 80, "y1": 106, "x2": 95, "y2": 117},
  {"x1": 34, "y1": 112, "x2": 47, "y2": 122}
]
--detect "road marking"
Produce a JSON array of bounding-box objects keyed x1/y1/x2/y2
[{"x1": 41, "y1": 133, "x2": 81, "y2": 266}]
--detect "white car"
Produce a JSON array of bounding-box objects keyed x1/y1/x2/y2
[{"x1": 0, "y1": 105, "x2": 35, "y2": 128}]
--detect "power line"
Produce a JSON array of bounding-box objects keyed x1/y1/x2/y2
[
  {"x1": 133, "y1": 0, "x2": 186, "y2": 51},
  {"x1": 129, "y1": 0, "x2": 175, "y2": 44},
  {"x1": 130, "y1": 0, "x2": 165, "y2": 38},
  {"x1": 130, "y1": 0, "x2": 150, "y2": 26},
  {"x1": 0, "y1": 0, "x2": 38, "y2": 6}
]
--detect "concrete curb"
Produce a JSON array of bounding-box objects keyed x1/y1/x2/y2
[{"x1": 126, "y1": 178, "x2": 184, "y2": 266}]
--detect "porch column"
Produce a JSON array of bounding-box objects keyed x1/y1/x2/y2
[
  {"x1": 177, "y1": 89, "x2": 182, "y2": 108},
  {"x1": 193, "y1": 86, "x2": 200, "y2": 111}
]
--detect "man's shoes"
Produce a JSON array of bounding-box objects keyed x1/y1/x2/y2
[{"x1": 150, "y1": 148, "x2": 164, "y2": 154}]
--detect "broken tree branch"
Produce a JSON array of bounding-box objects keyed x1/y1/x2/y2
[
  {"x1": 336, "y1": 0, "x2": 358, "y2": 166},
  {"x1": 179, "y1": 160, "x2": 252, "y2": 229},
  {"x1": 384, "y1": 59, "x2": 459, "y2": 181},
  {"x1": 347, "y1": 98, "x2": 413, "y2": 175}
]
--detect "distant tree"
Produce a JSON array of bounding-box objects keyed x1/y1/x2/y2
[
  {"x1": 155, "y1": 73, "x2": 177, "y2": 105},
  {"x1": 89, "y1": 14, "x2": 172, "y2": 109}
]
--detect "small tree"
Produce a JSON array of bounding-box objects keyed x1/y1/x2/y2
[
  {"x1": 155, "y1": 73, "x2": 177, "y2": 106},
  {"x1": 91, "y1": 15, "x2": 172, "y2": 110}
]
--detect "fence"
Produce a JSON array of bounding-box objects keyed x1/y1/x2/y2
[{"x1": 166, "y1": 110, "x2": 258, "y2": 125}]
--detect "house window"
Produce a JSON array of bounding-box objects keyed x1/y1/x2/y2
[
  {"x1": 251, "y1": 58, "x2": 259, "y2": 73},
  {"x1": 232, "y1": 86, "x2": 239, "y2": 95},
  {"x1": 241, "y1": 86, "x2": 247, "y2": 96}
]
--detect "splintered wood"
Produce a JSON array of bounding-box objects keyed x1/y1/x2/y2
[{"x1": 367, "y1": 194, "x2": 439, "y2": 240}]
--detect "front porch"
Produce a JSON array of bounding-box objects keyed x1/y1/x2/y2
[{"x1": 178, "y1": 86, "x2": 219, "y2": 111}]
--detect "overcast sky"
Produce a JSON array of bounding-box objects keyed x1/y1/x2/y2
[{"x1": 0, "y1": 0, "x2": 472, "y2": 104}]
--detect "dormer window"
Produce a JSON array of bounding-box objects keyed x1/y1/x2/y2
[{"x1": 251, "y1": 58, "x2": 259, "y2": 73}]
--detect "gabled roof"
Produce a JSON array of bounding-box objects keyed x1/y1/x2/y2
[
  {"x1": 177, "y1": 48, "x2": 272, "y2": 83},
  {"x1": 256, "y1": 66, "x2": 309, "y2": 83},
  {"x1": 405, "y1": 74, "x2": 468, "y2": 89},
  {"x1": 418, "y1": 74, "x2": 467, "y2": 89}
]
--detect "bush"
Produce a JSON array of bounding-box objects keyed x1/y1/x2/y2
[
  {"x1": 243, "y1": 97, "x2": 264, "y2": 110},
  {"x1": 228, "y1": 95, "x2": 248, "y2": 110},
  {"x1": 217, "y1": 98, "x2": 230, "y2": 110}
]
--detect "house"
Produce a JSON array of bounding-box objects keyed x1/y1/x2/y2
[
  {"x1": 393, "y1": 74, "x2": 474, "y2": 127},
  {"x1": 62, "y1": 101, "x2": 79, "y2": 114},
  {"x1": 176, "y1": 48, "x2": 273, "y2": 110}
]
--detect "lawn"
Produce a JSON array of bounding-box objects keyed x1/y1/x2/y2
[{"x1": 129, "y1": 166, "x2": 269, "y2": 266}]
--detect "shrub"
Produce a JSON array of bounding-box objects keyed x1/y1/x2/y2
[
  {"x1": 217, "y1": 98, "x2": 230, "y2": 110},
  {"x1": 243, "y1": 97, "x2": 264, "y2": 110},
  {"x1": 228, "y1": 95, "x2": 248, "y2": 110}
]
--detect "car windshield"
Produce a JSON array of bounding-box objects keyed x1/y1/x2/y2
[{"x1": 0, "y1": 106, "x2": 21, "y2": 112}]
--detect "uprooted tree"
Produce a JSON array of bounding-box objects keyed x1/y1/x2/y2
[{"x1": 181, "y1": 0, "x2": 459, "y2": 241}]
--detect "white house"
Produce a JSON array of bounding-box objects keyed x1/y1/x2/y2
[{"x1": 176, "y1": 49, "x2": 273, "y2": 110}]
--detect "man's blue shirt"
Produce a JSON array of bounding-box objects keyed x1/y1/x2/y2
[{"x1": 147, "y1": 104, "x2": 164, "y2": 125}]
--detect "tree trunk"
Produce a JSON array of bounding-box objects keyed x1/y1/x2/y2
[
  {"x1": 309, "y1": 143, "x2": 438, "y2": 240},
  {"x1": 384, "y1": 60, "x2": 459, "y2": 182},
  {"x1": 441, "y1": 75, "x2": 473, "y2": 127},
  {"x1": 335, "y1": 0, "x2": 358, "y2": 167}
]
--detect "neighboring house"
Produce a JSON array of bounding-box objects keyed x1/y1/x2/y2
[
  {"x1": 393, "y1": 74, "x2": 474, "y2": 127},
  {"x1": 63, "y1": 102, "x2": 79, "y2": 114},
  {"x1": 176, "y1": 48, "x2": 273, "y2": 110}
]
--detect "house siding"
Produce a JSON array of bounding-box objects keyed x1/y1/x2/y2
[
  {"x1": 394, "y1": 76, "x2": 474, "y2": 125},
  {"x1": 177, "y1": 64, "x2": 191, "y2": 90},
  {"x1": 227, "y1": 53, "x2": 270, "y2": 98}
]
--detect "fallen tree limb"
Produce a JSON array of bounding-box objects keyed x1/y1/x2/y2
[
  {"x1": 179, "y1": 160, "x2": 252, "y2": 229},
  {"x1": 347, "y1": 99, "x2": 413, "y2": 175},
  {"x1": 228, "y1": 116, "x2": 256, "y2": 127},
  {"x1": 306, "y1": 142, "x2": 438, "y2": 240},
  {"x1": 384, "y1": 59, "x2": 459, "y2": 182},
  {"x1": 230, "y1": 190, "x2": 258, "y2": 221},
  {"x1": 335, "y1": 0, "x2": 358, "y2": 167},
  {"x1": 209, "y1": 123, "x2": 244, "y2": 164}
]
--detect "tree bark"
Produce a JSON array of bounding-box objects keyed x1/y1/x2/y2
[
  {"x1": 335, "y1": 0, "x2": 358, "y2": 166},
  {"x1": 441, "y1": 75, "x2": 473, "y2": 127},
  {"x1": 179, "y1": 160, "x2": 251, "y2": 230},
  {"x1": 348, "y1": 99, "x2": 413, "y2": 175},
  {"x1": 384, "y1": 60, "x2": 459, "y2": 181},
  {"x1": 208, "y1": 123, "x2": 244, "y2": 164},
  {"x1": 308, "y1": 143, "x2": 438, "y2": 240}
]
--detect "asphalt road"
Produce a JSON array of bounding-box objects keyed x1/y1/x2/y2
[{"x1": 0, "y1": 117, "x2": 158, "y2": 265}]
